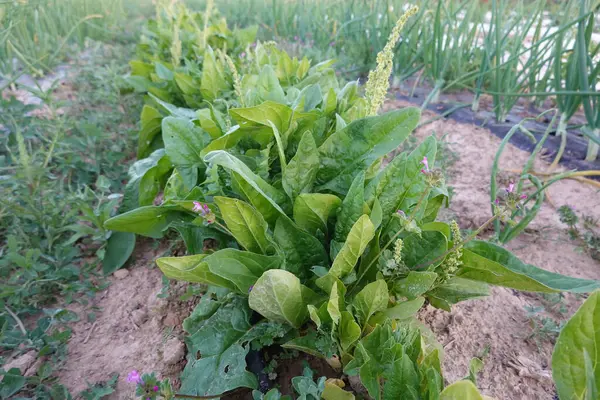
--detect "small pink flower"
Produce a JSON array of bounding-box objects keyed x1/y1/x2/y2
[
  {"x1": 127, "y1": 370, "x2": 142, "y2": 384},
  {"x1": 329, "y1": 41, "x2": 336, "y2": 47},
  {"x1": 240, "y1": 52, "x2": 246, "y2": 58},
  {"x1": 520, "y1": 194, "x2": 527, "y2": 199},
  {"x1": 396, "y1": 210, "x2": 406, "y2": 218},
  {"x1": 506, "y1": 182, "x2": 515, "y2": 193},
  {"x1": 495, "y1": 199, "x2": 500, "y2": 205},
  {"x1": 294, "y1": 36, "x2": 299, "y2": 41},
  {"x1": 421, "y1": 156, "x2": 430, "y2": 173},
  {"x1": 153, "y1": 386, "x2": 160, "y2": 392},
  {"x1": 192, "y1": 201, "x2": 203, "y2": 212}
]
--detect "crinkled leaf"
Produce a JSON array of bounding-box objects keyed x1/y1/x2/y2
[
  {"x1": 283, "y1": 131, "x2": 319, "y2": 200},
  {"x1": 352, "y1": 280, "x2": 388, "y2": 326},
  {"x1": 214, "y1": 197, "x2": 274, "y2": 254},
  {"x1": 403, "y1": 231, "x2": 447, "y2": 270},
  {"x1": 366, "y1": 136, "x2": 437, "y2": 226},
  {"x1": 327, "y1": 215, "x2": 375, "y2": 279},
  {"x1": 316, "y1": 108, "x2": 420, "y2": 194},
  {"x1": 200, "y1": 46, "x2": 229, "y2": 101},
  {"x1": 293, "y1": 193, "x2": 341, "y2": 236},
  {"x1": 461, "y1": 241, "x2": 600, "y2": 293},
  {"x1": 334, "y1": 172, "x2": 365, "y2": 243},
  {"x1": 180, "y1": 297, "x2": 258, "y2": 396},
  {"x1": 382, "y1": 352, "x2": 420, "y2": 400}
]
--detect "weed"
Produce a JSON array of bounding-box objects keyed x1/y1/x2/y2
[
  {"x1": 524, "y1": 304, "x2": 564, "y2": 349},
  {"x1": 558, "y1": 205, "x2": 600, "y2": 260}
]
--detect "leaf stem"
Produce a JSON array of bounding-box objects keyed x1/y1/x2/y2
[{"x1": 350, "y1": 187, "x2": 431, "y2": 296}]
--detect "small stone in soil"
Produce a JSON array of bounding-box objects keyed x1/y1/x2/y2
[
  {"x1": 163, "y1": 312, "x2": 181, "y2": 327},
  {"x1": 113, "y1": 269, "x2": 130, "y2": 279},
  {"x1": 163, "y1": 337, "x2": 185, "y2": 365},
  {"x1": 131, "y1": 308, "x2": 148, "y2": 326}
]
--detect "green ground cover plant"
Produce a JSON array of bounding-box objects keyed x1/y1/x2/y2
[
  {"x1": 0, "y1": 40, "x2": 141, "y2": 397},
  {"x1": 104, "y1": 3, "x2": 600, "y2": 398}
]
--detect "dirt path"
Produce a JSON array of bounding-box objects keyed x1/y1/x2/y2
[{"x1": 385, "y1": 99, "x2": 600, "y2": 400}]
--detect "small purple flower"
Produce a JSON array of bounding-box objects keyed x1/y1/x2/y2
[
  {"x1": 506, "y1": 182, "x2": 515, "y2": 193},
  {"x1": 421, "y1": 156, "x2": 430, "y2": 173},
  {"x1": 127, "y1": 370, "x2": 142, "y2": 385},
  {"x1": 153, "y1": 386, "x2": 160, "y2": 392},
  {"x1": 396, "y1": 210, "x2": 406, "y2": 218},
  {"x1": 520, "y1": 194, "x2": 527, "y2": 200},
  {"x1": 329, "y1": 41, "x2": 336, "y2": 47},
  {"x1": 495, "y1": 199, "x2": 500, "y2": 205},
  {"x1": 192, "y1": 201, "x2": 203, "y2": 212},
  {"x1": 294, "y1": 35, "x2": 299, "y2": 41},
  {"x1": 240, "y1": 51, "x2": 246, "y2": 58}
]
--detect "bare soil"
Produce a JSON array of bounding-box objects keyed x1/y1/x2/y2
[
  {"x1": 384, "y1": 99, "x2": 600, "y2": 400},
  {"x1": 54, "y1": 100, "x2": 599, "y2": 399}
]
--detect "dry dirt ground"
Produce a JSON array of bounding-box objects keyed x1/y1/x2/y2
[{"x1": 53, "y1": 100, "x2": 599, "y2": 399}]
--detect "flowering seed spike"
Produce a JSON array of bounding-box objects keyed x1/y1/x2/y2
[{"x1": 364, "y1": 5, "x2": 419, "y2": 116}]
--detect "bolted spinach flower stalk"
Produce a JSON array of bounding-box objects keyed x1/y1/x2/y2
[
  {"x1": 224, "y1": 53, "x2": 244, "y2": 107},
  {"x1": 364, "y1": 5, "x2": 419, "y2": 116},
  {"x1": 170, "y1": 17, "x2": 182, "y2": 67},
  {"x1": 438, "y1": 221, "x2": 463, "y2": 283}
]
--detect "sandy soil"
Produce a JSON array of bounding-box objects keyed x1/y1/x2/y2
[
  {"x1": 51, "y1": 100, "x2": 600, "y2": 399},
  {"x1": 384, "y1": 99, "x2": 600, "y2": 400}
]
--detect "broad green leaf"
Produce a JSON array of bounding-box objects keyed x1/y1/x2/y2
[
  {"x1": 249, "y1": 269, "x2": 309, "y2": 328},
  {"x1": 393, "y1": 271, "x2": 438, "y2": 299},
  {"x1": 197, "y1": 108, "x2": 223, "y2": 139},
  {"x1": 384, "y1": 297, "x2": 425, "y2": 320},
  {"x1": 461, "y1": 241, "x2": 600, "y2": 293},
  {"x1": 164, "y1": 169, "x2": 189, "y2": 201},
  {"x1": 426, "y1": 277, "x2": 489, "y2": 309},
  {"x1": 102, "y1": 232, "x2": 135, "y2": 275},
  {"x1": 180, "y1": 297, "x2": 258, "y2": 396},
  {"x1": 137, "y1": 105, "x2": 163, "y2": 158},
  {"x1": 200, "y1": 127, "x2": 246, "y2": 156},
  {"x1": 231, "y1": 172, "x2": 282, "y2": 227},
  {"x1": 328, "y1": 215, "x2": 375, "y2": 279},
  {"x1": 256, "y1": 64, "x2": 286, "y2": 104},
  {"x1": 292, "y1": 84, "x2": 323, "y2": 112},
  {"x1": 205, "y1": 151, "x2": 288, "y2": 222},
  {"x1": 282, "y1": 330, "x2": 335, "y2": 359},
  {"x1": 283, "y1": 131, "x2": 319, "y2": 200},
  {"x1": 0, "y1": 368, "x2": 26, "y2": 399},
  {"x1": 334, "y1": 172, "x2": 365, "y2": 243},
  {"x1": 205, "y1": 249, "x2": 283, "y2": 293},
  {"x1": 170, "y1": 222, "x2": 237, "y2": 255},
  {"x1": 156, "y1": 254, "x2": 236, "y2": 290},
  {"x1": 382, "y1": 352, "x2": 420, "y2": 400},
  {"x1": 138, "y1": 152, "x2": 173, "y2": 206},
  {"x1": 440, "y1": 380, "x2": 484, "y2": 400},
  {"x1": 402, "y1": 231, "x2": 447, "y2": 270},
  {"x1": 352, "y1": 280, "x2": 388, "y2": 325},
  {"x1": 316, "y1": 108, "x2": 420, "y2": 194},
  {"x1": 230, "y1": 101, "x2": 292, "y2": 138},
  {"x1": 308, "y1": 304, "x2": 322, "y2": 328},
  {"x1": 214, "y1": 197, "x2": 273, "y2": 254},
  {"x1": 162, "y1": 116, "x2": 210, "y2": 188},
  {"x1": 339, "y1": 311, "x2": 361, "y2": 351},
  {"x1": 200, "y1": 46, "x2": 229, "y2": 101},
  {"x1": 365, "y1": 136, "x2": 437, "y2": 226},
  {"x1": 105, "y1": 206, "x2": 188, "y2": 238},
  {"x1": 293, "y1": 193, "x2": 341, "y2": 236},
  {"x1": 552, "y1": 291, "x2": 600, "y2": 400},
  {"x1": 149, "y1": 93, "x2": 197, "y2": 119},
  {"x1": 273, "y1": 216, "x2": 328, "y2": 280}
]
